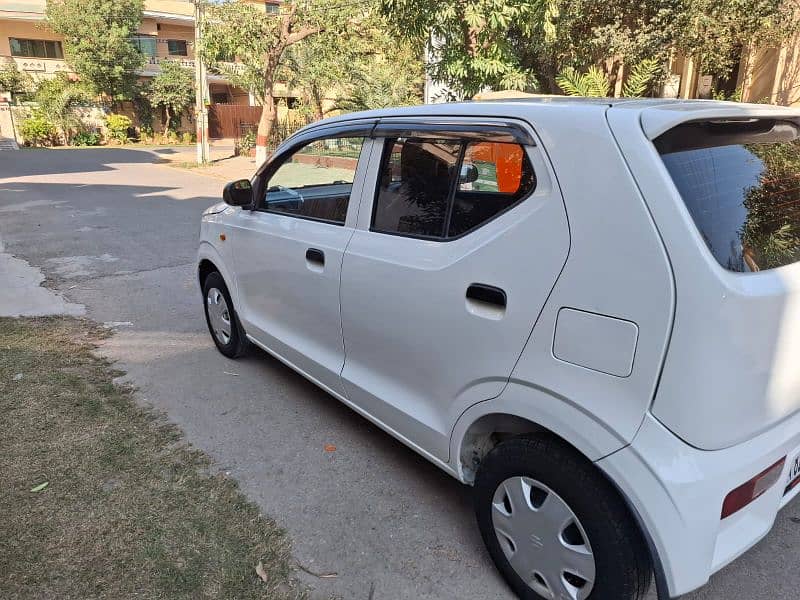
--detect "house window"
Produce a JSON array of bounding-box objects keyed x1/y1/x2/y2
[
  {"x1": 9, "y1": 38, "x2": 63, "y2": 59},
  {"x1": 130, "y1": 36, "x2": 157, "y2": 57},
  {"x1": 265, "y1": 2, "x2": 280, "y2": 14},
  {"x1": 167, "y1": 39, "x2": 188, "y2": 56}
]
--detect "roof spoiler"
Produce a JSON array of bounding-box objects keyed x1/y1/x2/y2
[{"x1": 640, "y1": 103, "x2": 800, "y2": 140}]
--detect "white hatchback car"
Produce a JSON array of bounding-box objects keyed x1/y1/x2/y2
[{"x1": 198, "y1": 98, "x2": 800, "y2": 600}]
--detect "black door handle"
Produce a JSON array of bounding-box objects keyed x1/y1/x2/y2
[
  {"x1": 306, "y1": 248, "x2": 325, "y2": 266},
  {"x1": 467, "y1": 283, "x2": 507, "y2": 308}
]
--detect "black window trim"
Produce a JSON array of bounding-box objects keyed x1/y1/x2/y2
[
  {"x1": 372, "y1": 119, "x2": 536, "y2": 146},
  {"x1": 166, "y1": 39, "x2": 189, "y2": 56},
  {"x1": 9, "y1": 37, "x2": 64, "y2": 59},
  {"x1": 250, "y1": 122, "x2": 376, "y2": 225},
  {"x1": 369, "y1": 133, "x2": 538, "y2": 242}
]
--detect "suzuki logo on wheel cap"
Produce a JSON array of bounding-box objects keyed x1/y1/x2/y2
[{"x1": 529, "y1": 533, "x2": 544, "y2": 548}]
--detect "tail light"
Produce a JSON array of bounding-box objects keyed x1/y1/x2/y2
[{"x1": 721, "y1": 457, "x2": 786, "y2": 519}]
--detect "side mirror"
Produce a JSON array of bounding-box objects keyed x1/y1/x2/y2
[
  {"x1": 223, "y1": 179, "x2": 253, "y2": 207},
  {"x1": 459, "y1": 163, "x2": 479, "y2": 184}
]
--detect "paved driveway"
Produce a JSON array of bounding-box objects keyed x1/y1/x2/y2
[{"x1": 0, "y1": 148, "x2": 798, "y2": 600}]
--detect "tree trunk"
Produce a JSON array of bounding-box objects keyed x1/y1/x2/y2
[
  {"x1": 163, "y1": 106, "x2": 171, "y2": 136},
  {"x1": 311, "y1": 84, "x2": 324, "y2": 121},
  {"x1": 255, "y1": 81, "x2": 276, "y2": 166}
]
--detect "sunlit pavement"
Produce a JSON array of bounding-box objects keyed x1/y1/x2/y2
[{"x1": 1, "y1": 147, "x2": 798, "y2": 599}]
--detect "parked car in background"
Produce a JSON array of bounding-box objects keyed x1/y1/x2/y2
[{"x1": 198, "y1": 98, "x2": 800, "y2": 600}]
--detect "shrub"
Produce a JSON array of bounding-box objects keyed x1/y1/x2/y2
[
  {"x1": 20, "y1": 115, "x2": 57, "y2": 147},
  {"x1": 105, "y1": 113, "x2": 132, "y2": 143},
  {"x1": 180, "y1": 131, "x2": 195, "y2": 144},
  {"x1": 235, "y1": 129, "x2": 256, "y2": 156},
  {"x1": 72, "y1": 130, "x2": 101, "y2": 146},
  {"x1": 34, "y1": 74, "x2": 93, "y2": 144}
]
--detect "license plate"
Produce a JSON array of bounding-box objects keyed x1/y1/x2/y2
[{"x1": 785, "y1": 453, "x2": 800, "y2": 495}]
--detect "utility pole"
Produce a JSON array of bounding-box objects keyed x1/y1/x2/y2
[{"x1": 194, "y1": 0, "x2": 210, "y2": 164}]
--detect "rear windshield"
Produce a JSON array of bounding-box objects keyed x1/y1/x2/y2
[{"x1": 655, "y1": 119, "x2": 800, "y2": 272}]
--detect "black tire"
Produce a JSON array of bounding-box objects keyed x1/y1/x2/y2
[
  {"x1": 202, "y1": 271, "x2": 249, "y2": 359},
  {"x1": 474, "y1": 435, "x2": 651, "y2": 600}
]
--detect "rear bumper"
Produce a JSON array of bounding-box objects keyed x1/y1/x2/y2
[{"x1": 598, "y1": 412, "x2": 800, "y2": 597}]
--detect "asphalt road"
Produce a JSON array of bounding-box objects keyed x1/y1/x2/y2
[{"x1": 1, "y1": 148, "x2": 798, "y2": 600}]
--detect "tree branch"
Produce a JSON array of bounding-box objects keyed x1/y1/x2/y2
[{"x1": 286, "y1": 26, "x2": 323, "y2": 46}]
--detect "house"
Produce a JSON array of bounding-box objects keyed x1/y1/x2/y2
[
  {"x1": 0, "y1": 0, "x2": 298, "y2": 138},
  {"x1": 666, "y1": 34, "x2": 800, "y2": 105}
]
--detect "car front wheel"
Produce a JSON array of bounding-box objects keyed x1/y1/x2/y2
[
  {"x1": 202, "y1": 271, "x2": 249, "y2": 358},
  {"x1": 474, "y1": 435, "x2": 651, "y2": 600}
]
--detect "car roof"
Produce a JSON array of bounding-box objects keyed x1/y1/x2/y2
[{"x1": 297, "y1": 97, "x2": 800, "y2": 140}]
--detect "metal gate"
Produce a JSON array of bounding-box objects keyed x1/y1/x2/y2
[{"x1": 207, "y1": 104, "x2": 262, "y2": 139}]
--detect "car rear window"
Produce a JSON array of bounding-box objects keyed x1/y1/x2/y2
[{"x1": 655, "y1": 119, "x2": 800, "y2": 272}]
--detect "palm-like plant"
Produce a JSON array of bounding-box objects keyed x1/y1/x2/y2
[
  {"x1": 622, "y1": 59, "x2": 662, "y2": 98},
  {"x1": 556, "y1": 58, "x2": 662, "y2": 98},
  {"x1": 555, "y1": 66, "x2": 610, "y2": 97}
]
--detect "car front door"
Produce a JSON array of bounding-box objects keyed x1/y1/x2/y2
[
  {"x1": 339, "y1": 120, "x2": 570, "y2": 461},
  {"x1": 228, "y1": 125, "x2": 373, "y2": 396}
]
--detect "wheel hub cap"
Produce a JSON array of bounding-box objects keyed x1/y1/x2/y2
[
  {"x1": 206, "y1": 287, "x2": 232, "y2": 345},
  {"x1": 492, "y1": 476, "x2": 596, "y2": 600}
]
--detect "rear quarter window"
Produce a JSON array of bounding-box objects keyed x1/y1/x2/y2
[{"x1": 655, "y1": 120, "x2": 800, "y2": 272}]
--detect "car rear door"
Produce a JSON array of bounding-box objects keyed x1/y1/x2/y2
[
  {"x1": 339, "y1": 118, "x2": 570, "y2": 461},
  {"x1": 227, "y1": 123, "x2": 374, "y2": 396}
]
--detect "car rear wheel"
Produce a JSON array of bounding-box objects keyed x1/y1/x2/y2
[
  {"x1": 474, "y1": 435, "x2": 651, "y2": 600},
  {"x1": 202, "y1": 271, "x2": 249, "y2": 358}
]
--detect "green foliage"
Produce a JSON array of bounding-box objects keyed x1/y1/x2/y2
[
  {"x1": 383, "y1": 0, "x2": 540, "y2": 98},
  {"x1": 149, "y1": 60, "x2": 194, "y2": 134},
  {"x1": 677, "y1": 0, "x2": 798, "y2": 78},
  {"x1": 741, "y1": 141, "x2": 800, "y2": 269},
  {"x1": 385, "y1": 0, "x2": 795, "y2": 97},
  {"x1": 284, "y1": 16, "x2": 423, "y2": 116},
  {"x1": 105, "y1": 113, "x2": 132, "y2": 143},
  {"x1": 556, "y1": 66, "x2": 610, "y2": 97},
  {"x1": 557, "y1": 59, "x2": 661, "y2": 98},
  {"x1": 46, "y1": 0, "x2": 145, "y2": 100},
  {"x1": 622, "y1": 59, "x2": 662, "y2": 98},
  {"x1": 20, "y1": 114, "x2": 57, "y2": 147},
  {"x1": 202, "y1": 0, "x2": 346, "y2": 103},
  {"x1": 72, "y1": 130, "x2": 101, "y2": 146},
  {"x1": 201, "y1": 0, "x2": 358, "y2": 153},
  {"x1": 0, "y1": 62, "x2": 34, "y2": 99},
  {"x1": 235, "y1": 129, "x2": 257, "y2": 156},
  {"x1": 34, "y1": 74, "x2": 93, "y2": 144},
  {"x1": 712, "y1": 87, "x2": 743, "y2": 102}
]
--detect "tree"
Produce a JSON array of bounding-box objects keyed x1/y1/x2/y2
[
  {"x1": 741, "y1": 141, "x2": 800, "y2": 269},
  {"x1": 384, "y1": 0, "x2": 798, "y2": 97},
  {"x1": 383, "y1": 0, "x2": 543, "y2": 99},
  {"x1": 201, "y1": 0, "x2": 349, "y2": 165},
  {"x1": 33, "y1": 74, "x2": 93, "y2": 144},
  {"x1": 676, "y1": 0, "x2": 799, "y2": 97},
  {"x1": 149, "y1": 60, "x2": 194, "y2": 135},
  {"x1": 46, "y1": 0, "x2": 145, "y2": 101},
  {"x1": 331, "y1": 47, "x2": 424, "y2": 112},
  {"x1": 284, "y1": 19, "x2": 423, "y2": 118},
  {"x1": 0, "y1": 62, "x2": 35, "y2": 100}
]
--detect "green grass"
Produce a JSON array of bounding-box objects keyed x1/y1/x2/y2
[{"x1": 0, "y1": 317, "x2": 305, "y2": 600}]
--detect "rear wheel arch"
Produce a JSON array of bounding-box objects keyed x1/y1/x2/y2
[{"x1": 457, "y1": 413, "x2": 670, "y2": 599}]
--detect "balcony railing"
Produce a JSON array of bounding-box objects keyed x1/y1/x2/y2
[
  {"x1": 146, "y1": 56, "x2": 195, "y2": 68},
  {"x1": 143, "y1": 56, "x2": 244, "y2": 74}
]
